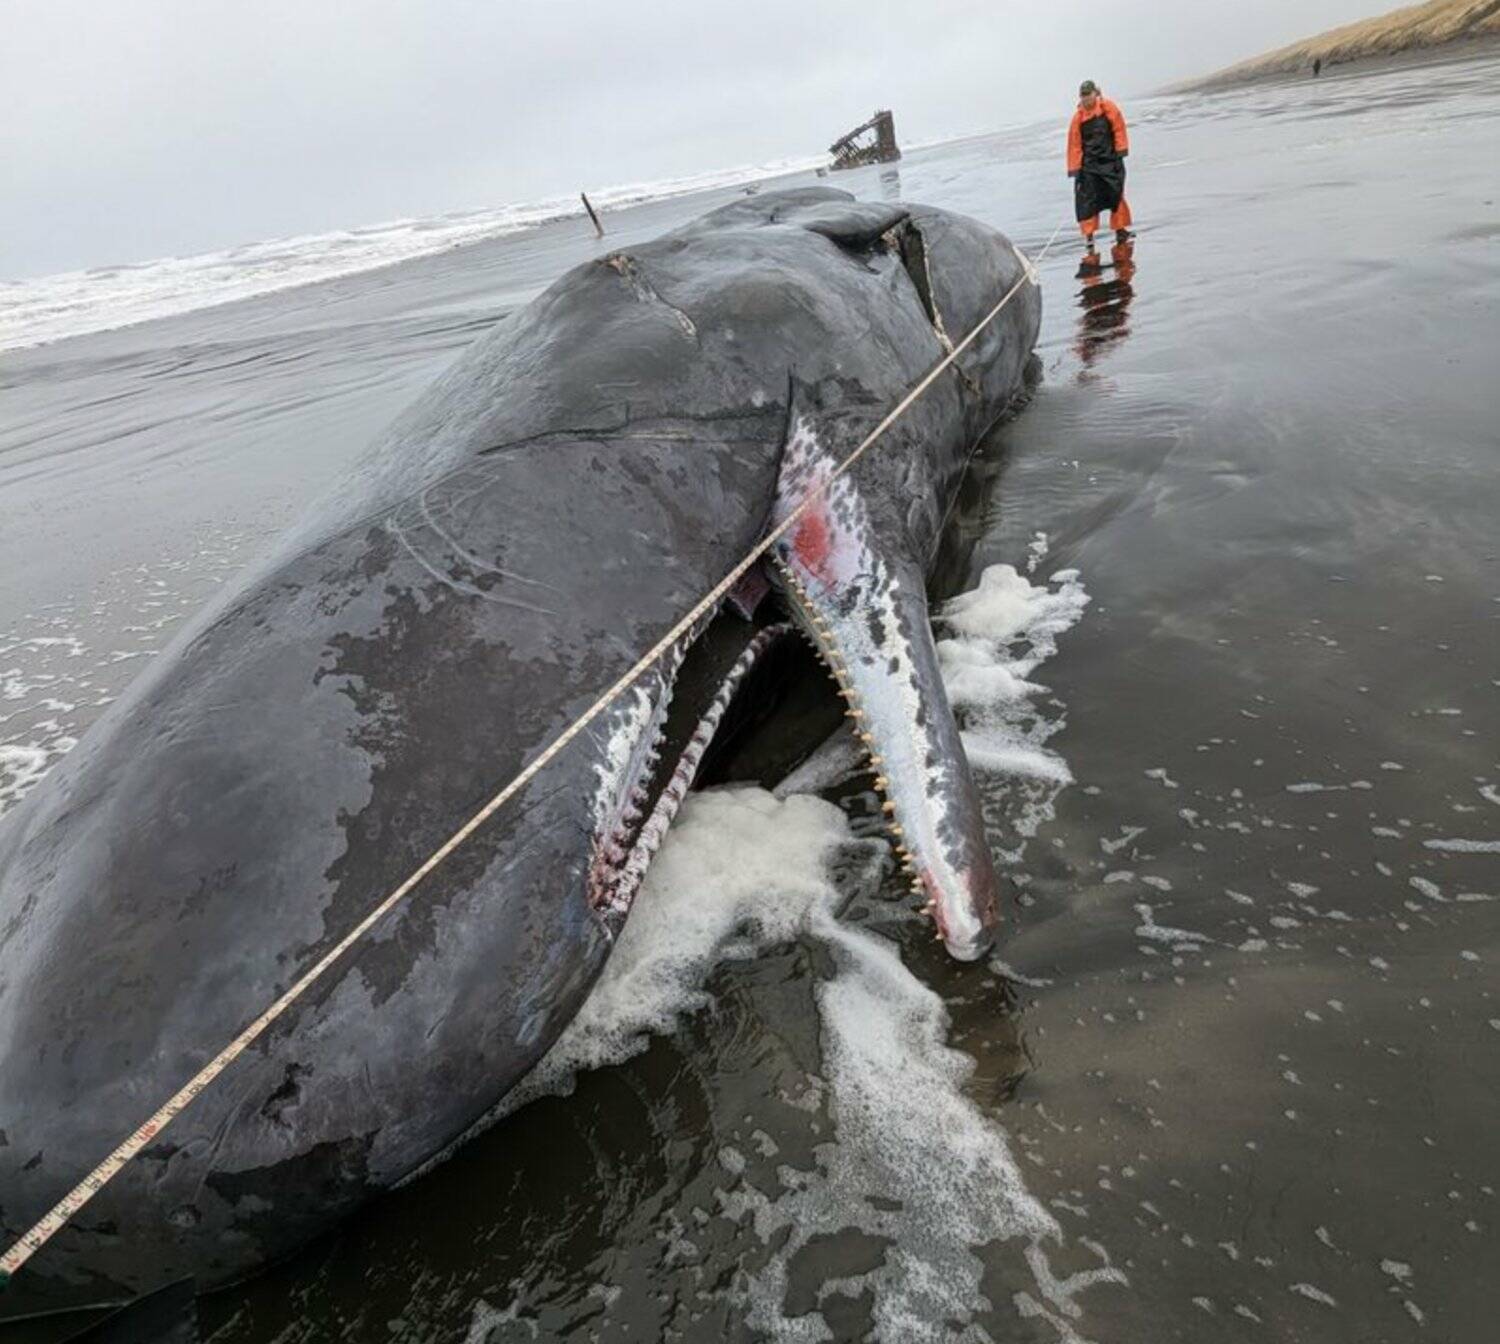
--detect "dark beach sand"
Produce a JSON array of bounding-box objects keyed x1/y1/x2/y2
[{"x1": 2, "y1": 49, "x2": 1497, "y2": 1344}]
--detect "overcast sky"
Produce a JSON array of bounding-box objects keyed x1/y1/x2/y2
[{"x1": 5, "y1": 0, "x2": 1384, "y2": 278}]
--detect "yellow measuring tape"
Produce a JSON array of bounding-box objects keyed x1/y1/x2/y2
[{"x1": 0, "y1": 221, "x2": 1062, "y2": 1285}]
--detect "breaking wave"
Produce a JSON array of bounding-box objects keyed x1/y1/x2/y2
[{"x1": 0, "y1": 154, "x2": 827, "y2": 353}]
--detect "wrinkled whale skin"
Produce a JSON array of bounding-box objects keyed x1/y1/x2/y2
[{"x1": 0, "y1": 188, "x2": 1039, "y2": 1310}]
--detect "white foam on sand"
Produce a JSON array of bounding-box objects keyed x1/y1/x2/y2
[
  {"x1": 1423, "y1": 837, "x2": 1500, "y2": 853},
  {"x1": 775, "y1": 562, "x2": 1090, "y2": 810},
  {"x1": 0, "y1": 743, "x2": 55, "y2": 815},
  {"x1": 935, "y1": 564, "x2": 1091, "y2": 848},
  {"x1": 1, "y1": 628, "x2": 91, "y2": 816},
  {"x1": 509, "y1": 786, "x2": 1120, "y2": 1340}
]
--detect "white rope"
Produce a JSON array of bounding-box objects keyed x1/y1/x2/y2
[{"x1": 0, "y1": 219, "x2": 1067, "y2": 1284}]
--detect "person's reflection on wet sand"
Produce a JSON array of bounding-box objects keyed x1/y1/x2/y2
[{"x1": 1073, "y1": 239, "x2": 1136, "y2": 374}]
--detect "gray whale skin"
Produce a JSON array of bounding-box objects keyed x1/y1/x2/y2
[{"x1": 0, "y1": 187, "x2": 1040, "y2": 1313}]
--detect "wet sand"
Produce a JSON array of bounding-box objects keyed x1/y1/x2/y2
[{"x1": 2, "y1": 49, "x2": 1498, "y2": 1344}]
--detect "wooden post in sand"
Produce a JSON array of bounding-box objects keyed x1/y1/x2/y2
[{"x1": 581, "y1": 192, "x2": 604, "y2": 238}]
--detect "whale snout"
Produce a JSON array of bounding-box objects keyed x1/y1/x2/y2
[
  {"x1": 946, "y1": 932, "x2": 995, "y2": 962},
  {"x1": 942, "y1": 911, "x2": 998, "y2": 963},
  {"x1": 919, "y1": 859, "x2": 999, "y2": 963}
]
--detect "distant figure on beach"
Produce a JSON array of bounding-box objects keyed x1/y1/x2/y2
[
  {"x1": 1068, "y1": 80, "x2": 1133, "y2": 250},
  {"x1": 1314, "y1": 57, "x2": 1323, "y2": 77}
]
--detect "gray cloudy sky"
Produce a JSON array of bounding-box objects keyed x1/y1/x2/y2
[{"x1": 6, "y1": 0, "x2": 1381, "y2": 277}]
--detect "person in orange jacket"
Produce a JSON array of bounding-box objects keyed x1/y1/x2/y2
[{"x1": 1067, "y1": 80, "x2": 1133, "y2": 248}]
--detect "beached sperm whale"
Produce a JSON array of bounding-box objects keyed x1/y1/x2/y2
[{"x1": 0, "y1": 187, "x2": 1040, "y2": 1321}]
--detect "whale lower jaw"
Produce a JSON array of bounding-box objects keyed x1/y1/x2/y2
[
  {"x1": 768, "y1": 417, "x2": 1000, "y2": 960},
  {"x1": 769, "y1": 553, "x2": 998, "y2": 962}
]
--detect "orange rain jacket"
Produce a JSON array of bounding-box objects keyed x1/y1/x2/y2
[{"x1": 1066, "y1": 97, "x2": 1129, "y2": 174}]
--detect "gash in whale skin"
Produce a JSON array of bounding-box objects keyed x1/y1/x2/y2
[{"x1": 0, "y1": 188, "x2": 1040, "y2": 1314}]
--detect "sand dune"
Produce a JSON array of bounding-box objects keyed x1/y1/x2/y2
[{"x1": 1172, "y1": 0, "x2": 1500, "y2": 91}]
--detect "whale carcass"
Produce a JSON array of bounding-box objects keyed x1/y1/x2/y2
[{"x1": 0, "y1": 187, "x2": 1040, "y2": 1317}]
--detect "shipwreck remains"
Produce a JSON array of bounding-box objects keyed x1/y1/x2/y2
[{"x1": 829, "y1": 110, "x2": 901, "y2": 170}]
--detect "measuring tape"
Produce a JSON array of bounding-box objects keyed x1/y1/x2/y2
[{"x1": 0, "y1": 221, "x2": 1065, "y2": 1287}]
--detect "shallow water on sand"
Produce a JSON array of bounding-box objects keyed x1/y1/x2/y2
[{"x1": 2, "y1": 50, "x2": 1498, "y2": 1343}]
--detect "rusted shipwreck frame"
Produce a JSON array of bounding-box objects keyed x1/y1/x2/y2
[{"x1": 829, "y1": 110, "x2": 901, "y2": 170}]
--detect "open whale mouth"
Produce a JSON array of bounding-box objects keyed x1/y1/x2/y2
[
  {"x1": 584, "y1": 561, "x2": 997, "y2": 963},
  {"x1": 585, "y1": 599, "x2": 812, "y2": 930},
  {"x1": 585, "y1": 603, "x2": 792, "y2": 930}
]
